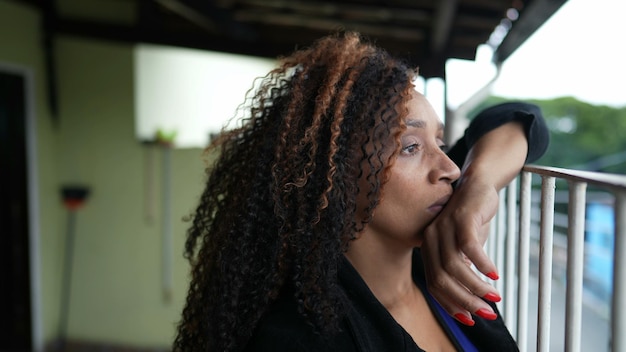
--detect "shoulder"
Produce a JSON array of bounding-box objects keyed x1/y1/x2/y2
[{"x1": 245, "y1": 297, "x2": 358, "y2": 352}]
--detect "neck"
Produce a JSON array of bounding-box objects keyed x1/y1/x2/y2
[{"x1": 344, "y1": 233, "x2": 416, "y2": 309}]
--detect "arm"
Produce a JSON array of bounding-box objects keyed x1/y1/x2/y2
[{"x1": 421, "y1": 103, "x2": 549, "y2": 325}]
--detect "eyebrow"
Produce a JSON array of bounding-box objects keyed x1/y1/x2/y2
[{"x1": 406, "y1": 119, "x2": 445, "y2": 131}]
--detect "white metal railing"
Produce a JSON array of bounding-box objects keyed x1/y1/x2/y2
[{"x1": 487, "y1": 165, "x2": 626, "y2": 352}]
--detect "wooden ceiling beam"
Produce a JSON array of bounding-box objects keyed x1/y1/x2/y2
[
  {"x1": 22, "y1": 0, "x2": 564, "y2": 81},
  {"x1": 431, "y1": 0, "x2": 458, "y2": 54},
  {"x1": 459, "y1": 0, "x2": 517, "y2": 12},
  {"x1": 233, "y1": 0, "x2": 431, "y2": 24},
  {"x1": 154, "y1": 0, "x2": 218, "y2": 33},
  {"x1": 235, "y1": 11, "x2": 425, "y2": 41},
  {"x1": 153, "y1": 0, "x2": 258, "y2": 40}
]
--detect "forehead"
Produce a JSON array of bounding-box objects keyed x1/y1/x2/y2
[
  {"x1": 404, "y1": 92, "x2": 444, "y2": 132},
  {"x1": 405, "y1": 119, "x2": 444, "y2": 132}
]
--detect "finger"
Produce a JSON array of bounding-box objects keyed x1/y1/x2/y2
[
  {"x1": 456, "y1": 225, "x2": 499, "y2": 281},
  {"x1": 441, "y1": 256, "x2": 500, "y2": 301},
  {"x1": 424, "y1": 264, "x2": 500, "y2": 325},
  {"x1": 421, "y1": 225, "x2": 501, "y2": 323},
  {"x1": 437, "y1": 228, "x2": 501, "y2": 302},
  {"x1": 437, "y1": 224, "x2": 490, "y2": 284},
  {"x1": 419, "y1": 233, "x2": 473, "y2": 323},
  {"x1": 422, "y1": 226, "x2": 500, "y2": 321}
]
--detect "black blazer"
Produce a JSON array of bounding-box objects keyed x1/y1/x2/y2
[{"x1": 246, "y1": 251, "x2": 519, "y2": 352}]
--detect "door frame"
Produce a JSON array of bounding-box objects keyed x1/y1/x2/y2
[{"x1": 0, "y1": 61, "x2": 43, "y2": 352}]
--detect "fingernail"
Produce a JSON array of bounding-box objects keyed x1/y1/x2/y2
[
  {"x1": 454, "y1": 313, "x2": 475, "y2": 326},
  {"x1": 486, "y1": 271, "x2": 499, "y2": 280},
  {"x1": 484, "y1": 292, "x2": 502, "y2": 303},
  {"x1": 475, "y1": 308, "x2": 497, "y2": 320}
]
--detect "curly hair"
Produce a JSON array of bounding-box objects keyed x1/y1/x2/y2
[{"x1": 173, "y1": 32, "x2": 417, "y2": 352}]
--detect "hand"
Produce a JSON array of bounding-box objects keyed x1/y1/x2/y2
[{"x1": 420, "y1": 177, "x2": 503, "y2": 326}]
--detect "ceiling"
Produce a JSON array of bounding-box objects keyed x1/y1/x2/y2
[{"x1": 19, "y1": 0, "x2": 566, "y2": 79}]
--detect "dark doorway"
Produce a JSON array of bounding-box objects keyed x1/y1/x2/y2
[{"x1": 0, "y1": 70, "x2": 33, "y2": 351}]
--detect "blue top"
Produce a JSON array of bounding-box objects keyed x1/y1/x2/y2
[{"x1": 431, "y1": 294, "x2": 479, "y2": 352}]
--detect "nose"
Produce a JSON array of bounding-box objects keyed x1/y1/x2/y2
[{"x1": 429, "y1": 150, "x2": 461, "y2": 184}]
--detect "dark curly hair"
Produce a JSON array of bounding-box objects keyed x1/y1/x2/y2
[{"x1": 173, "y1": 32, "x2": 417, "y2": 352}]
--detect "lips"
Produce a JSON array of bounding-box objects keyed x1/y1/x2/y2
[{"x1": 428, "y1": 194, "x2": 451, "y2": 213}]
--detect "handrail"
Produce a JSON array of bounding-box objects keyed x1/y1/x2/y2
[
  {"x1": 497, "y1": 164, "x2": 626, "y2": 352},
  {"x1": 523, "y1": 165, "x2": 626, "y2": 189}
]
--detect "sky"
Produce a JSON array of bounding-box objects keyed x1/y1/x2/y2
[{"x1": 447, "y1": 0, "x2": 626, "y2": 109}]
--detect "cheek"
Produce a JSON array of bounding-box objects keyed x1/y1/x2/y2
[
  {"x1": 377, "y1": 176, "x2": 428, "y2": 230},
  {"x1": 386, "y1": 170, "x2": 424, "y2": 210},
  {"x1": 384, "y1": 171, "x2": 439, "y2": 235}
]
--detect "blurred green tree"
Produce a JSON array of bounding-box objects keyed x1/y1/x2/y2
[{"x1": 471, "y1": 96, "x2": 626, "y2": 174}]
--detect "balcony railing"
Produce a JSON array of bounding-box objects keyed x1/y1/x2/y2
[{"x1": 487, "y1": 165, "x2": 626, "y2": 352}]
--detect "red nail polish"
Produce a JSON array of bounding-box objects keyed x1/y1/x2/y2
[
  {"x1": 454, "y1": 313, "x2": 475, "y2": 326},
  {"x1": 475, "y1": 308, "x2": 497, "y2": 320},
  {"x1": 486, "y1": 271, "x2": 499, "y2": 280},
  {"x1": 484, "y1": 292, "x2": 502, "y2": 303}
]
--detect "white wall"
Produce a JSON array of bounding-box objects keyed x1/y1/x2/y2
[{"x1": 135, "y1": 45, "x2": 276, "y2": 148}]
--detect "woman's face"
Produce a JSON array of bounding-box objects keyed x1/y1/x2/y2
[{"x1": 364, "y1": 91, "x2": 461, "y2": 247}]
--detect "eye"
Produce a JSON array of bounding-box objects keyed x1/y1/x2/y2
[
  {"x1": 437, "y1": 137, "x2": 448, "y2": 152},
  {"x1": 401, "y1": 143, "x2": 422, "y2": 155}
]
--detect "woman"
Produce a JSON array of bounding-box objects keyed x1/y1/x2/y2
[{"x1": 174, "y1": 32, "x2": 549, "y2": 351}]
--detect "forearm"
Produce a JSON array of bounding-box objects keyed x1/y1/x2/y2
[{"x1": 458, "y1": 121, "x2": 528, "y2": 192}]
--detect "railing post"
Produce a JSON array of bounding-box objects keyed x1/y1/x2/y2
[
  {"x1": 537, "y1": 176, "x2": 555, "y2": 352},
  {"x1": 505, "y1": 179, "x2": 518, "y2": 331},
  {"x1": 495, "y1": 188, "x2": 506, "y2": 308},
  {"x1": 612, "y1": 190, "x2": 626, "y2": 352},
  {"x1": 517, "y1": 165, "x2": 626, "y2": 351},
  {"x1": 565, "y1": 181, "x2": 587, "y2": 352},
  {"x1": 517, "y1": 171, "x2": 532, "y2": 352}
]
